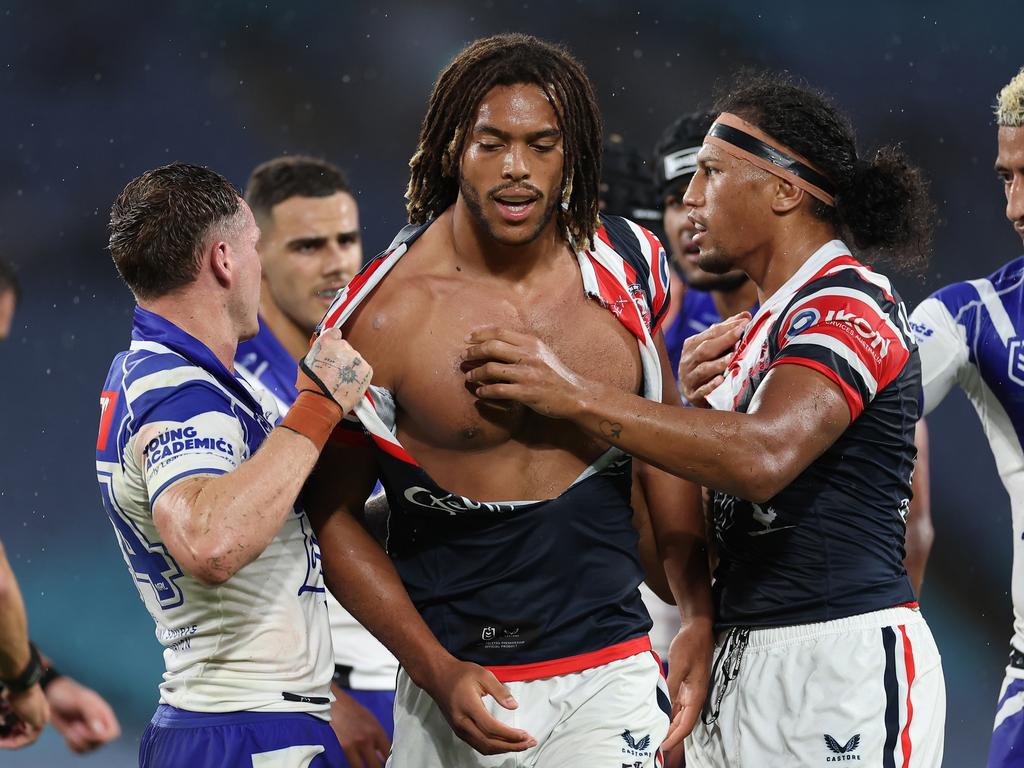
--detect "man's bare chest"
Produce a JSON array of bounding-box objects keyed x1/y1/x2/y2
[{"x1": 386, "y1": 282, "x2": 642, "y2": 450}]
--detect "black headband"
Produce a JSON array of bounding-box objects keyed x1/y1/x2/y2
[{"x1": 707, "y1": 122, "x2": 836, "y2": 199}]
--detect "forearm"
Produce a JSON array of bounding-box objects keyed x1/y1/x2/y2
[
  {"x1": 159, "y1": 428, "x2": 320, "y2": 583},
  {"x1": 0, "y1": 542, "x2": 31, "y2": 678},
  {"x1": 317, "y1": 512, "x2": 453, "y2": 690},
  {"x1": 640, "y1": 465, "x2": 713, "y2": 627},
  {"x1": 573, "y1": 382, "x2": 783, "y2": 501}
]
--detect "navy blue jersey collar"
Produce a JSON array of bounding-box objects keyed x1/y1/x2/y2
[{"x1": 131, "y1": 306, "x2": 261, "y2": 412}]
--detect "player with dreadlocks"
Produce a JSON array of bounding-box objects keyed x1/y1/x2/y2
[
  {"x1": 465, "y1": 70, "x2": 947, "y2": 765},
  {"x1": 306, "y1": 33, "x2": 713, "y2": 767}
]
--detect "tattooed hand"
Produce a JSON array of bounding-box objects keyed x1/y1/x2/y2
[{"x1": 300, "y1": 328, "x2": 373, "y2": 414}]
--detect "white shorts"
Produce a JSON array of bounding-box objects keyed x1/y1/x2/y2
[
  {"x1": 386, "y1": 651, "x2": 670, "y2": 768},
  {"x1": 685, "y1": 606, "x2": 945, "y2": 768}
]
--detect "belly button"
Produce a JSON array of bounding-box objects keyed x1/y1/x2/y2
[{"x1": 461, "y1": 426, "x2": 480, "y2": 440}]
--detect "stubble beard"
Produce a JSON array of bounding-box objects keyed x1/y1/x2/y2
[{"x1": 459, "y1": 174, "x2": 559, "y2": 247}]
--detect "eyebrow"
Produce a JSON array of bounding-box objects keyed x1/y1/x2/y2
[{"x1": 474, "y1": 124, "x2": 561, "y2": 142}]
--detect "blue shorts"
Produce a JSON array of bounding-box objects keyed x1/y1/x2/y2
[
  {"x1": 990, "y1": 676, "x2": 1024, "y2": 767},
  {"x1": 139, "y1": 705, "x2": 344, "y2": 768}
]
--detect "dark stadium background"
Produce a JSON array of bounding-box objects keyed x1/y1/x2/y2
[{"x1": 1, "y1": 1, "x2": 1020, "y2": 764}]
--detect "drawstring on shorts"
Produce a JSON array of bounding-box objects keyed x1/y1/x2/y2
[{"x1": 701, "y1": 627, "x2": 750, "y2": 731}]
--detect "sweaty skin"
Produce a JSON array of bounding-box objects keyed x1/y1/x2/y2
[{"x1": 305, "y1": 82, "x2": 712, "y2": 756}]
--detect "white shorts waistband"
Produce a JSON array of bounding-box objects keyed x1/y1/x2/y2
[{"x1": 722, "y1": 606, "x2": 925, "y2": 650}]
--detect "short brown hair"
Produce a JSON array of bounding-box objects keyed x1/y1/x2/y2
[
  {"x1": 245, "y1": 156, "x2": 351, "y2": 225},
  {"x1": 109, "y1": 162, "x2": 240, "y2": 299}
]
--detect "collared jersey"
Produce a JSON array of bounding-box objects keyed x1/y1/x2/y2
[
  {"x1": 316, "y1": 213, "x2": 671, "y2": 679},
  {"x1": 236, "y1": 318, "x2": 399, "y2": 690},
  {"x1": 96, "y1": 308, "x2": 332, "y2": 715},
  {"x1": 910, "y1": 256, "x2": 1024, "y2": 660},
  {"x1": 707, "y1": 240, "x2": 918, "y2": 628}
]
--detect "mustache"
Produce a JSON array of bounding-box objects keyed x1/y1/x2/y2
[{"x1": 487, "y1": 181, "x2": 544, "y2": 199}]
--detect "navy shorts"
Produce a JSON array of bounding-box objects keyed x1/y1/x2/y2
[{"x1": 139, "y1": 705, "x2": 344, "y2": 768}]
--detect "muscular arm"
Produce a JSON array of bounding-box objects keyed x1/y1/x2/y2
[
  {"x1": 0, "y1": 540, "x2": 30, "y2": 679},
  {"x1": 304, "y1": 439, "x2": 536, "y2": 754},
  {"x1": 466, "y1": 328, "x2": 851, "y2": 503},
  {"x1": 153, "y1": 427, "x2": 321, "y2": 585},
  {"x1": 904, "y1": 420, "x2": 934, "y2": 596}
]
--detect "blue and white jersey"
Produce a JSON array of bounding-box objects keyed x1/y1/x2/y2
[
  {"x1": 663, "y1": 288, "x2": 723, "y2": 380},
  {"x1": 95, "y1": 307, "x2": 333, "y2": 715},
  {"x1": 236, "y1": 319, "x2": 399, "y2": 691},
  {"x1": 911, "y1": 256, "x2": 1024, "y2": 662}
]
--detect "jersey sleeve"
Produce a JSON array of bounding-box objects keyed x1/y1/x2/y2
[
  {"x1": 133, "y1": 383, "x2": 247, "y2": 507},
  {"x1": 639, "y1": 225, "x2": 672, "y2": 334},
  {"x1": 770, "y1": 290, "x2": 912, "y2": 421},
  {"x1": 909, "y1": 296, "x2": 970, "y2": 415}
]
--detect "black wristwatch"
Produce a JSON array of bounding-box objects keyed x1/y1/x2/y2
[{"x1": 0, "y1": 642, "x2": 44, "y2": 694}]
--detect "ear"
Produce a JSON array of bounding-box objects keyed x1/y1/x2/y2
[
  {"x1": 770, "y1": 178, "x2": 805, "y2": 215},
  {"x1": 208, "y1": 238, "x2": 233, "y2": 289}
]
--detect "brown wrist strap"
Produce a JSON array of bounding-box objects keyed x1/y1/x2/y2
[{"x1": 280, "y1": 391, "x2": 344, "y2": 451}]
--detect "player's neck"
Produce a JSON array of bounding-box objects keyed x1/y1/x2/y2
[
  {"x1": 749, "y1": 221, "x2": 838, "y2": 303},
  {"x1": 711, "y1": 279, "x2": 759, "y2": 319},
  {"x1": 139, "y1": 290, "x2": 239, "y2": 372},
  {"x1": 258, "y1": 285, "x2": 311, "y2": 361},
  {"x1": 448, "y1": 201, "x2": 566, "y2": 283}
]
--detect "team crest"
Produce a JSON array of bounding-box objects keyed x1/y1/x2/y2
[{"x1": 1009, "y1": 338, "x2": 1024, "y2": 387}]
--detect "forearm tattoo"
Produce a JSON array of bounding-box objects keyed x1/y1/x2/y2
[{"x1": 599, "y1": 420, "x2": 623, "y2": 441}]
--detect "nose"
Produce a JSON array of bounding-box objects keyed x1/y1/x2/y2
[
  {"x1": 502, "y1": 143, "x2": 530, "y2": 181},
  {"x1": 324, "y1": 239, "x2": 362, "y2": 282},
  {"x1": 1007, "y1": 174, "x2": 1024, "y2": 226},
  {"x1": 682, "y1": 172, "x2": 703, "y2": 208}
]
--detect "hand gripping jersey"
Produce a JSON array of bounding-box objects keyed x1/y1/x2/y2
[
  {"x1": 95, "y1": 308, "x2": 333, "y2": 715},
  {"x1": 910, "y1": 256, "x2": 1024, "y2": 660},
  {"x1": 236, "y1": 319, "x2": 400, "y2": 691},
  {"x1": 706, "y1": 240, "x2": 919, "y2": 628},
  {"x1": 317, "y1": 213, "x2": 671, "y2": 681}
]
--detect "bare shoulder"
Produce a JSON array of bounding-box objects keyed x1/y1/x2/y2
[{"x1": 342, "y1": 219, "x2": 452, "y2": 386}]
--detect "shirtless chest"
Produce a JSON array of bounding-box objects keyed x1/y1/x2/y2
[{"x1": 345, "y1": 247, "x2": 643, "y2": 495}]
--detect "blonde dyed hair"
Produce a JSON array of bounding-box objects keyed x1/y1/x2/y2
[{"x1": 996, "y1": 67, "x2": 1024, "y2": 127}]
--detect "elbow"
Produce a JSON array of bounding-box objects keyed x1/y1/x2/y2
[
  {"x1": 178, "y1": 541, "x2": 240, "y2": 587},
  {"x1": 733, "y1": 453, "x2": 793, "y2": 504}
]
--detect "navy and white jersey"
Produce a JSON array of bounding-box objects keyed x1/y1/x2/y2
[
  {"x1": 96, "y1": 308, "x2": 333, "y2": 715},
  {"x1": 317, "y1": 213, "x2": 671, "y2": 681},
  {"x1": 911, "y1": 256, "x2": 1024, "y2": 661},
  {"x1": 707, "y1": 240, "x2": 918, "y2": 629},
  {"x1": 236, "y1": 320, "x2": 399, "y2": 691}
]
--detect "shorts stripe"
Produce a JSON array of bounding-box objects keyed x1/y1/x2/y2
[
  {"x1": 882, "y1": 626, "x2": 900, "y2": 768},
  {"x1": 898, "y1": 625, "x2": 916, "y2": 768}
]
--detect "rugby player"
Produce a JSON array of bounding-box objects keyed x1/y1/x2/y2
[
  {"x1": 466, "y1": 71, "x2": 947, "y2": 766},
  {"x1": 909, "y1": 65, "x2": 1024, "y2": 766},
  {"x1": 307, "y1": 34, "x2": 713, "y2": 766},
  {"x1": 237, "y1": 155, "x2": 397, "y2": 768},
  {"x1": 99, "y1": 161, "x2": 465, "y2": 767}
]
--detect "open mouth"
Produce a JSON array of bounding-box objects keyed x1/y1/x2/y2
[
  {"x1": 492, "y1": 189, "x2": 540, "y2": 222},
  {"x1": 314, "y1": 287, "x2": 343, "y2": 303}
]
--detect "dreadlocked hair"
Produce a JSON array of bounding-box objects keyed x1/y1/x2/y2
[
  {"x1": 714, "y1": 70, "x2": 934, "y2": 272},
  {"x1": 406, "y1": 33, "x2": 604, "y2": 249}
]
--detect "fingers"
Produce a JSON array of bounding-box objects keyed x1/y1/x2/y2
[
  {"x1": 465, "y1": 327, "x2": 530, "y2": 346},
  {"x1": 473, "y1": 383, "x2": 517, "y2": 401},
  {"x1": 478, "y1": 671, "x2": 518, "y2": 711},
  {"x1": 465, "y1": 362, "x2": 520, "y2": 386},
  {"x1": 660, "y1": 710, "x2": 686, "y2": 754},
  {"x1": 464, "y1": 339, "x2": 523, "y2": 365}
]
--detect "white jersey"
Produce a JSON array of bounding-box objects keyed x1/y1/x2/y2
[
  {"x1": 96, "y1": 307, "x2": 333, "y2": 715},
  {"x1": 910, "y1": 256, "x2": 1024, "y2": 661},
  {"x1": 235, "y1": 316, "x2": 399, "y2": 690}
]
